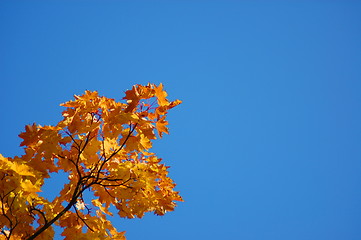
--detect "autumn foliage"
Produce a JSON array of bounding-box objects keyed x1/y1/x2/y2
[{"x1": 0, "y1": 83, "x2": 182, "y2": 240}]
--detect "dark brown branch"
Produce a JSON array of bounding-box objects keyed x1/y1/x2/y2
[
  {"x1": 30, "y1": 207, "x2": 48, "y2": 225},
  {"x1": 65, "y1": 130, "x2": 96, "y2": 180},
  {"x1": 0, "y1": 191, "x2": 19, "y2": 240},
  {"x1": 26, "y1": 117, "x2": 139, "y2": 239},
  {"x1": 73, "y1": 205, "x2": 94, "y2": 232},
  {"x1": 94, "y1": 123, "x2": 138, "y2": 181},
  {"x1": 97, "y1": 176, "x2": 134, "y2": 188},
  {"x1": 106, "y1": 123, "x2": 138, "y2": 162},
  {"x1": 26, "y1": 179, "x2": 84, "y2": 240},
  {"x1": 66, "y1": 131, "x2": 80, "y2": 150},
  {"x1": 0, "y1": 196, "x2": 14, "y2": 229},
  {"x1": 98, "y1": 183, "x2": 131, "y2": 187},
  {"x1": 101, "y1": 135, "x2": 107, "y2": 160},
  {"x1": 102, "y1": 186, "x2": 117, "y2": 199},
  {"x1": 76, "y1": 130, "x2": 93, "y2": 165}
]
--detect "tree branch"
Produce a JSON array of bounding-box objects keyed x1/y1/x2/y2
[
  {"x1": 26, "y1": 119, "x2": 138, "y2": 239},
  {"x1": 73, "y1": 205, "x2": 94, "y2": 232}
]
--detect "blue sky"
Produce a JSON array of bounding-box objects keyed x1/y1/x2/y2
[{"x1": 1, "y1": 1, "x2": 361, "y2": 239}]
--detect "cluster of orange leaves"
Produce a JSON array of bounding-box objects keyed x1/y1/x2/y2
[{"x1": 0, "y1": 83, "x2": 182, "y2": 240}]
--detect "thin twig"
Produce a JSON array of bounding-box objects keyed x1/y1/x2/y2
[{"x1": 73, "y1": 205, "x2": 94, "y2": 232}]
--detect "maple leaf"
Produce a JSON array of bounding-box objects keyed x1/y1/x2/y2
[
  {"x1": 156, "y1": 116, "x2": 169, "y2": 138},
  {"x1": 18, "y1": 123, "x2": 40, "y2": 147},
  {"x1": 0, "y1": 83, "x2": 182, "y2": 240},
  {"x1": 154, "y1": 83, "x2": 169, "y2": 106},
  {"x1": 123, "y1": 85, "x2": 141, "y2": 113}
]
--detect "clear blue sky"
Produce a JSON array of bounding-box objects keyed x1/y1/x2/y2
[{"x1": 1, "y1": 1, "x2": 361, "y2": 240}]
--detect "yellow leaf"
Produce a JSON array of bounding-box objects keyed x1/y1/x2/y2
[
  {"x1": 155, "y1": 117, "x2": 169, "y2": 138},
  {"x1": 92, "y1": 198, "x2": 113, "y2": 216},
  {"x1": 0, "y1": 84, "x2": 182, "y2": 239},
  {"x1": 10, "y1": 162, "x2": 36, "y2": 177},
  {"x1": 21, "y1": 179, "x2": 40, "y2": 193},
  {"x1": 154, "y1": 83, "x2": 169, "y2": 106},
  {"x1": 139, "y1": 134, "x2": 152, "y2": 149}
]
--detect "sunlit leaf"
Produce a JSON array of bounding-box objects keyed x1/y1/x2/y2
[{"x1": 0, "y1": 83, "x2": 182, "y2": 240}]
